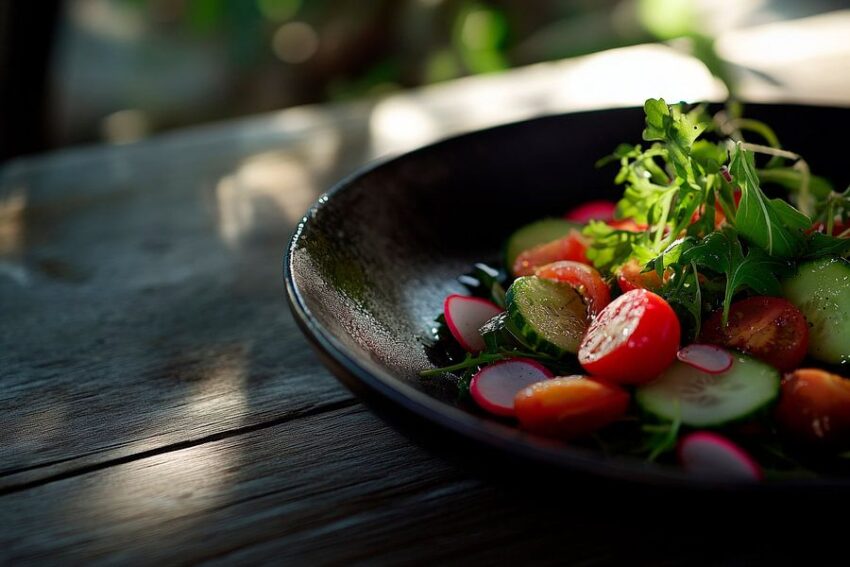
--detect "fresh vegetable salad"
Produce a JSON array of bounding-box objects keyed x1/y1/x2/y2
[{"x1": 422, "y1": 99, "x2": 850, "y2": 480}]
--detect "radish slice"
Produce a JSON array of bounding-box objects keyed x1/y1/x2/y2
[
  {"x1": 678, "y1": 431, "x2": 763, "y2": 481},
  {"x1": 677, "y1": 344, "x2": 733, "y2": 374},
  {"x1": 470, "y1": 358, "x2": 554, "y2": 417},
  {"x1": 564, "y1": 200, "x2": 616, "y2": 223},
  {"x1": 443, "y1": 294, "x2": 503, "y2": 352}
]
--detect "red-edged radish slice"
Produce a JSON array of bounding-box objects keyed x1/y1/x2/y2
[
  {"x1": 443, "y1": 294, "x2": 503, "y2": 352},
  {"x1": 678, "y1": 431, "x2": 763, "y2": 481},
  {"x1": 564, "y1": 200, "x2": 616, "y2": 223},
  {"x1": 470, "y1": 358, "x2": 554, "y2": 417},
  {"x1": 676, "y1": 344, "x2": 733, "y2": 374}
]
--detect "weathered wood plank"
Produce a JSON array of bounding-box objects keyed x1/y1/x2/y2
[
  {"x1": 0, "y1": 405, "x2": 825, "y2": 565},
  {"x1": 0, "y1": 116, "x2": 372, "y2": 488},
  {"x1": 0, "y1": 406, "x2": 454, "y2": 563}
]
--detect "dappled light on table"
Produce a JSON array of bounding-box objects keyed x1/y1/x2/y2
[
  {"x1": 215, "y1": 131, "x2": 341, "y2": 248},
  {"x1": 555, "y1": 44, "x2": 724, "y2": 109},
  {"x1": 68, "y1": 348, "x2": 248, "y2": 535},
  {"x1": 717, "y1": 10, "x2": 850, "y2": 105},
  {"x1": 0, "y1": 187, "x2": 28, "y2": 286},
  {"x1": 0, "y1": 188, "x2": 26, "y2": 256},
  {"x1": 369, "y1": 43, "x2": 724, "y2": 156}
]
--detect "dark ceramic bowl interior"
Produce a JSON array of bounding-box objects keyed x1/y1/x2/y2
[{"x1": 286, "y1": 104, "x2": 850, "y2": 491}]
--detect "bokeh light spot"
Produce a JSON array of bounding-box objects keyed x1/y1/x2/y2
[
  {"x1": 272, "y1": 22, "x2": 319, "y2": 63},
  {"x1": 638, "y1": 0, "x2": 696, "y2": 39}
]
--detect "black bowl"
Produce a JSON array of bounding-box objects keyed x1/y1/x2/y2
[{"x1": 285, "y1": 104, "x2": 850, "y2": 492}]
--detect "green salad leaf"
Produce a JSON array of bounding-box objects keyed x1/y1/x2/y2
[
  {"x1": 582, "y1": 220, "x2": 642, "y2": 272},
  {"x1": 730, "y1": 142, "x2": 810, "y2": 258},
  {"x1": 678, "y1": 228, "x2": 790, "y2": 324},
  {"x1": 585, "y1": 98, "x2": 847, "y2": 333},
  {"x1": 805, "y1": 232, "x2": 850, "y2": 259},
  {"x1": 642, "y1": 98, "x2": 706, "y2": 184}
]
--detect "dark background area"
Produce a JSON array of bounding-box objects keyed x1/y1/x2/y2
[{"x1": 0, "y1": 0, "x2": 845, "y2": 161}]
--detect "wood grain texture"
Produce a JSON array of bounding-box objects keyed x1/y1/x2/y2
[
  {"x1": 0, "y1": 109, "x2": 372, "y2": 488},
  {"x1": 0, "y1": 404, "x2": 832, "y2": 565}
]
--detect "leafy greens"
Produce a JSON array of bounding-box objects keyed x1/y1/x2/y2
[{"x1": 586, "y1": 98, "x2": 847, "y2": 331}]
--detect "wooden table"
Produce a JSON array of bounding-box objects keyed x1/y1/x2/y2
[{"x1": 3, "y1": 17, "x2": 850, "y2": 563}]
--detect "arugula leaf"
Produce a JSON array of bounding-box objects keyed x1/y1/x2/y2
[
  {"x1": 646, "y1": 238, "x2": 711, "y2": 339},
  {"x1": 643, "y1": 410, "x2": 682, "y2": 462},
  {"x1": 456, "y1": 367, "x2": 475, "y2": 401},
  {"x1": 582, "y1": 220, "x2": 642, "y2": 271},
  {"x1": 804, "y1": 232, "x2": 850, "y2": 259},
  {"x1": 690, "y1": 139, "x2": 727, "y2": 173},
  {"x1": 596, "y1": 101, "x2": 732, "y2": 277},
  {"x1": 642, "y1": 98, "x2": 706, "y2": 183},
  {"x1": 615, "y1": 169, "x2": 677, "y2": 226},
  {"x1": 679, "y1": 229, "x2": 789, "y2": 324},
  {"x1": 425, "y1": 313, "x2": 454, "y2": 346},
  {"x1": 730, "y1": 143, "x2": 809, "y2": 258},
  {"x1": 667, "y1": 263, "x2": 704, "y2": 341},
  {"x1": 419, "y1": 351, "x2": 505, "y2": 377},
  {"x1": 641, "y1": 98, "x2": 670, "y2": 140},
  {"x1": 608, "y1": 142, "x2": 672, "y2": 224},
  {"x1": 647, "y1": 237, "x2": 696, "y2": 277},
  {"x1": 595, "y1": 143, "x2": 638, "y2": 168}
]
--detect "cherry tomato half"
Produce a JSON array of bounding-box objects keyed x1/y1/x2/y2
[
  {"x1": 535, "y1": 261, "x2": 611, "y2": 316},
  {"x1": 700, "y1": 296, "x2": 809, "y2": 372},
  {"x1": 512, "y1": 230, "x2": 589, "y2": 277},
  {"x1": 615, "y1": 259, "x2": 663, "y2": 293},
  {"x1": 578, "y1": 289, "x2": 681, "y2": 384},
  {"x1": 775, "y1": 368, "x2": 850, "y2": 447},
  {"x1": 514, "y1": 376, "x2": 629, "y2": 440}
]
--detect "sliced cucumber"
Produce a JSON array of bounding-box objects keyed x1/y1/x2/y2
[
  {"x1": 782, "y1": 256, "x2": 850, "y2": 365},
  {"x1": 504, "y1": 218, "x2": 581, "y2": 272},
  {"x1": 636, "y1": 354, "x2": 780, "y2": 427},
  {"x1": 506, "y1": 276, "x2": 588, "y2": 357}
]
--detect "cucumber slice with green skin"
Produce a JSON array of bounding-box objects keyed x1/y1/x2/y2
[
  {"x1": 782, "y1": 256, "x2": 850, "y2": 365},
  {"x1": 504, "y1": 218, "x2": 582, "y2": 272},
  {"x1": 636, "y1": 354, "x2": 780, "y2": 428},
  {"x1": 506, "y1": 276, "x2": 588, "y2": 358}
]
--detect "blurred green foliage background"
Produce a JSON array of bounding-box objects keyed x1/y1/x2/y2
[{"x1": 38, "y1": 0, "x2": 845, "y2": 147}]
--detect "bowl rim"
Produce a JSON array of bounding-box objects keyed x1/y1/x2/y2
[{"x1": 284, "y1": 104, "x2": 850, "y2": 491}]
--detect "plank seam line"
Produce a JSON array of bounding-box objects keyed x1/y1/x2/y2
[
  {"x1": 0, "y1": 398, "x2": 361, "y2": 496},
  {"x1": 0, "y1": 392, "x2": 357, "y2": 479}
]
